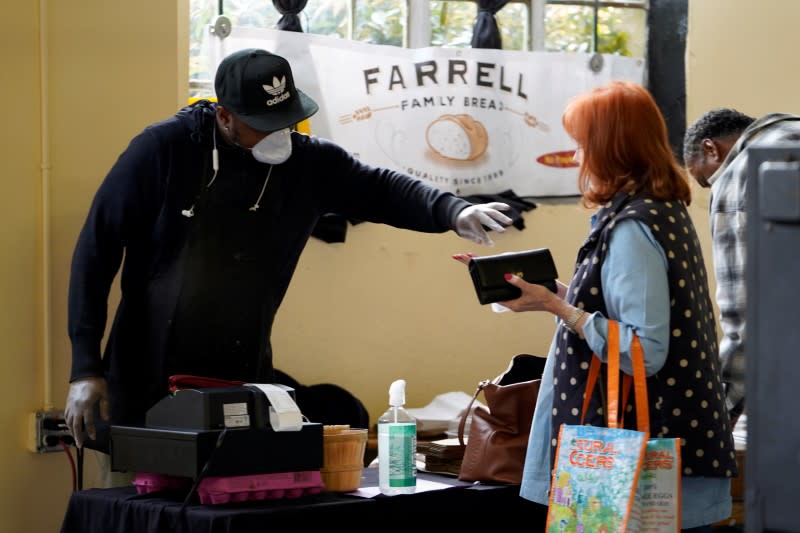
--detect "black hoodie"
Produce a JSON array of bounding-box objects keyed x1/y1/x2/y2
[{"x1": 67, "y1": 101, "x2": 470, "y2": 445}]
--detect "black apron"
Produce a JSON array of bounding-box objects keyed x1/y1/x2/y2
[{"x1": 167, "y1": 150, "x2": 277, "y2": 384}]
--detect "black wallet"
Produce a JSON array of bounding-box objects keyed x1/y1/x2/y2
[{"x1": 468, "y1": 248, "x2": 558, "y2": 305}]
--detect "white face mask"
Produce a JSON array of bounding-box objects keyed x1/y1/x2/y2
[{"x1": 251, "y1": 128, "x2": 292, "y2": 164}]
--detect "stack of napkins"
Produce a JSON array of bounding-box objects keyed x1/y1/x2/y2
[
  {"x1": 406, "y1": 391, "x2": 485, "y2": 438},
  {"x1": 418, "y1": 438, "x2": 466, "y2": 476}
]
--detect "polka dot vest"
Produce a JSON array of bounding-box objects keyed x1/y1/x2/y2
[{"x1": 550, "y1": 191, "x2": 738, "y2": 479}]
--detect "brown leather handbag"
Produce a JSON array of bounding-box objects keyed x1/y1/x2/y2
[{"x1": 457, "y1": 354, "x2": 543, "y2": 484}]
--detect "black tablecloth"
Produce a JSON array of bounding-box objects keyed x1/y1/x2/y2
[{"x1": 60, "y1": 469, "x2": 547, "y2": 532}]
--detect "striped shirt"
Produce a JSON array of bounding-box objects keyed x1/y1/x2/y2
[{"x1": 706, "y1": 113, "x2": 800, "y2": 417}]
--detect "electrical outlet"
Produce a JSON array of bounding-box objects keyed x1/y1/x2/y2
[{"x1": 27, "y1": 410, "x2": 73, "y2": 453}]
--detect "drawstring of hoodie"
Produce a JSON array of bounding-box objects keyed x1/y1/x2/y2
[
  {"x1": 249, "y1": 165, "x2": 272, "y2": 212},
  {"x1": 182, "y1": 116, "x2": 274, "y2": 217},
  {"x1": 181, "y1": 126, "x2": 218, "y2": 218}
]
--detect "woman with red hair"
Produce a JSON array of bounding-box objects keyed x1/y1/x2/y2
[
  {"x1": 456, "y1": 81, "x2": 737, "y2": 531},
  {"x1": 564, "y1": 81, "x2": 691, "y2": 208}
]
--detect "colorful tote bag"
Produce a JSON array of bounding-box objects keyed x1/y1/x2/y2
[
  {"x1": 628, "y1": 437, "x2": 681, "y2": 532},
  {"x1": 546, "y1": 320, "x2": 651, "y2": 533}
]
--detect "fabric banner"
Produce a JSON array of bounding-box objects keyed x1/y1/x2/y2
[{"x1": 210, "y1": 28, "x2": 645, "y2": 197}]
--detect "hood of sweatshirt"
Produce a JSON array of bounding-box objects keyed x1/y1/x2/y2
[{"x1": 175, "y1": 99, "x2": 218, "y2": 146}]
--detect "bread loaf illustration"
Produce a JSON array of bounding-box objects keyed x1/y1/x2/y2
[{"x1": 425, "y1": 114, "x2": 488, "y2": 161}]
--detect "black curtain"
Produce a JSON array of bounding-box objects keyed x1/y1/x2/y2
[
  {"x1": 272, "y1": 0, "x2": 308, "y2": 32},
  {"x1": 647, "y1": 0, "x2": 688, "y2": 163},
  {"x1": 470, "y1": 0, "x2": 509, "y2": 49}
]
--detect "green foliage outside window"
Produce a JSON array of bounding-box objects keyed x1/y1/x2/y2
[
  {"x1": 545, "y1": 5, "x2": 643, "y2": 57},
  {"x1": 355, "y1": 0, "x2": 406, "y2": 46},
  {"x1": 189, "y1": 0, "x2": 644, "y2": 98},
  {"x1": 431, "y1": 1, "x2": 476, "y2": 47},
  {"x1": 305, "y1": 0, "x2": 348, "y2": 39}
]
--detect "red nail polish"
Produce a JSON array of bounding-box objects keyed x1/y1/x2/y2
[{"x1": 504, "y1": 273, "x2": 512, "y2": 281}]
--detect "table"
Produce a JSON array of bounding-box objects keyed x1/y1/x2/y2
[{"x1": 60, "y1": 468, "x2": 548, "y2": 532}]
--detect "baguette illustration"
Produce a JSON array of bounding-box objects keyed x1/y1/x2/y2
[{"x1": 425, "y1": 114, "x2": 489, "y2": 161}]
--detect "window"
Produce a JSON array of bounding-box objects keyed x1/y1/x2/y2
[
  {"x1": 189, "y1": 0, "x2": 648, "y2": 98},
  {"x1": 544, "y1": 0, "x2": 647, "y2": 57},
  {"x1": 429, "y1": 1, "x2": 529, "y2": 50}
]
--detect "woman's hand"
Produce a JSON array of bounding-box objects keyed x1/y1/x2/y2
[
  {"x1": 451, "y1": 252, "x2": 476, "y2": 266},
  {"x1": 498, "y1": 273, "x2": 562, "y2": 313}
]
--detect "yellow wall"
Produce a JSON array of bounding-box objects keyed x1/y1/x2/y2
[
  {"x1": 2, "y1": 2, "x2": 49, "y2": 532},
  {"x1": 686, "y1": 0, "x2": 800, "y2": 120},
  {"x1": 4, "y1": 1, "x2": 187, "y2": 531},
  {"x1": 3, "y1": 0, "x2": 795, "y2": 530}
]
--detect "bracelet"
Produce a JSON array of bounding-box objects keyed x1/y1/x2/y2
[{"x1": 563, "y1": 307, "x2": 586, "y2": 334}]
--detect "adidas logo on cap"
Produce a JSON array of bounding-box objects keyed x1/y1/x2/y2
[{"x1": 263, "y1": 76, "x2": 291, "y2": 106}]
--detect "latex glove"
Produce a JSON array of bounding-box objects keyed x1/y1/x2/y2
[
  {"x1": 64, "y1": 376, "x2": 109, "y2": 448},
  {"x1": 454, "y1": 202, "x2": 513, "y2": 246}
]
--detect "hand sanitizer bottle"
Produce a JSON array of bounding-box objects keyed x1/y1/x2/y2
[{"x1": 377, "y1": 379, "x2": 417, "y2": 495}]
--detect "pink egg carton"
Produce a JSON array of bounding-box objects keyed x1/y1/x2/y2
[
  {"x1": 132, "y1": 471, "x2": 324, "y2": 505},
  {"x1": 197, "y1": 470, "x2": 324, "y2": 504}
]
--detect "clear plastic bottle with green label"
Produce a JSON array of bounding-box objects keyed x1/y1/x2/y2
[{"x1": 377, "y1": 379, "x2": 417, "y2": 495}]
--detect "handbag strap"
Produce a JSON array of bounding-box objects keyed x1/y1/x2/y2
[
  {"x1": 457, "y1": 379, "x2": 488, "y2": 446},
  {"x1": 579, "y1": 354, "x2": 602, "y2": 424},
  {"x1": 580, "y1": 320, "x2": 649, "y2": 432},
  {"x1": 606, "y1": 320, "x2": 622, "y2": 428}
]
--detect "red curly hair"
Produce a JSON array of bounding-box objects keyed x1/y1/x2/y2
[{"x1": 562, "y1": 80, "x2": 691, "y2": 207}]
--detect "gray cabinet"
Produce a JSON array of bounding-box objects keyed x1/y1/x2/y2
[{"x1": 745, "y1": 144, "x2": 800, "y2": 533}]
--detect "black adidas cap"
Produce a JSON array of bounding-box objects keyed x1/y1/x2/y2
[{"x1": 214, "y1": 48, "x2": 319, "y2": 132}]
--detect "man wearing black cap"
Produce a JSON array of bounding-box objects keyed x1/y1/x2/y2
[{"x1": 64, "y1": 48, "x2": 513, "y2": 480}]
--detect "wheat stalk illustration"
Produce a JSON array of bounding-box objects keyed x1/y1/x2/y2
[{"x1": 338, "y1": 105, "x2": 399, "y2": 125}]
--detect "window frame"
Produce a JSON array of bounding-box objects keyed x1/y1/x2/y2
[
  {"x1": 194, "y1": 0, "x2": 647, "y2": 50},
  {"x1": 539, "y1": 0, "x2": 648, "y2": 53},
  {"x1": 189, "y1": 0, "x2": 650, "y2": 95}
]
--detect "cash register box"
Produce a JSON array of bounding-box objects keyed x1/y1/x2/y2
[{"x1": 110, "y1": 385, "x2": 323, "y2": 479}]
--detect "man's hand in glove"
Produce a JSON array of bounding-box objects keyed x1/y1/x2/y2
[
  {"x1": 454, "y1": 202, "x2": 513, "y2": 246},
  {"x1": 65, "y1": 376, "x2": 109, "y2": 448}
]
